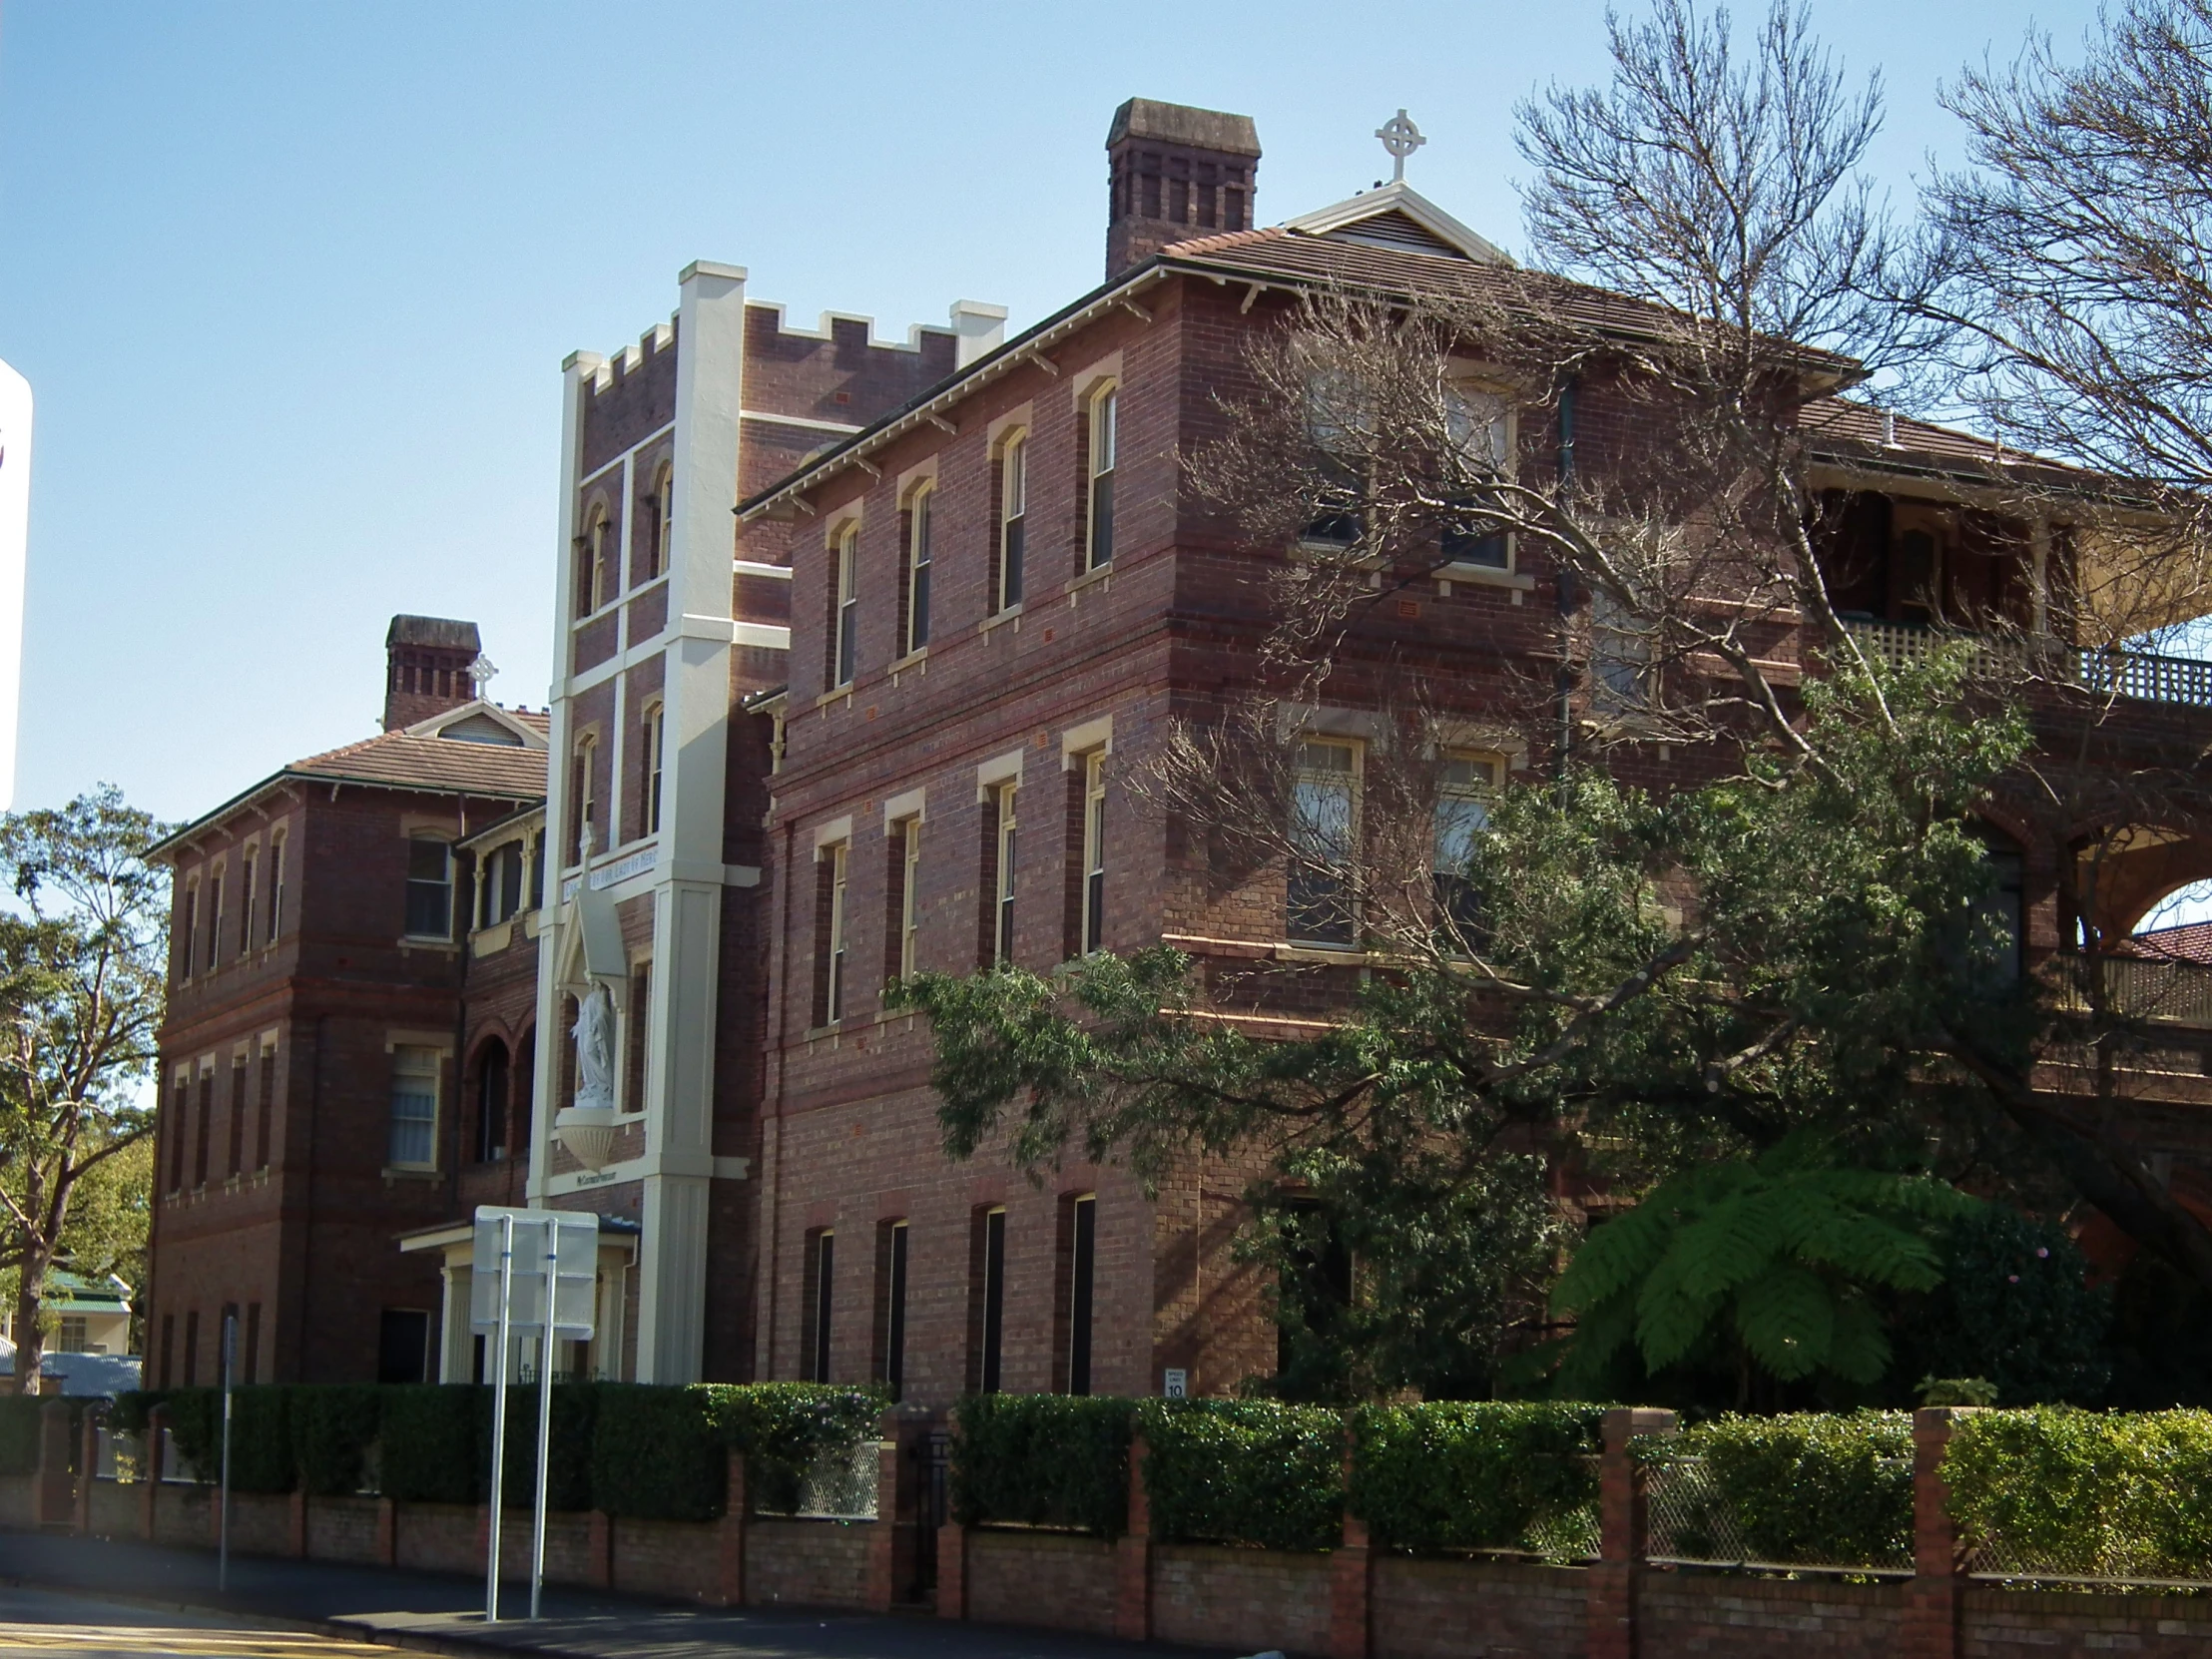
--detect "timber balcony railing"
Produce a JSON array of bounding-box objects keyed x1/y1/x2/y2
[
  {"x1": 2056, "y1": 952, "x2": 2212, "y2": 1031},
  {"x1": 1841, "y1": 618, "x2": 2212, "y2": 710}
]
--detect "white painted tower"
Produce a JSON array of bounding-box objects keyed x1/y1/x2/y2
[{"x1": 0, "y1": 360, "x2": 30, "y2": 810}]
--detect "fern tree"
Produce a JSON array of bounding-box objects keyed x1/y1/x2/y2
[{"x1": 1548, "y1": 1138, "x2": 1980, "y2": 1400}]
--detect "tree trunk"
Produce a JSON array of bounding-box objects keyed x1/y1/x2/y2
[{"x1": 10, "y1": 1240, "x2": 49, "y2": 1396}]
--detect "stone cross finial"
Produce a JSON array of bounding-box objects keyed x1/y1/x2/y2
[{"x1": 1376, "y1": 109, "x2": 1425, "y2": 183}]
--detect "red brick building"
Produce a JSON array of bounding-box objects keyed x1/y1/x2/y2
[
  {"x1": 149, "y1": 97, "x2": 2212, "y2": 1401},
  {"x1": 146, "y1": 618, "x2": 548, "y2": 1385}
]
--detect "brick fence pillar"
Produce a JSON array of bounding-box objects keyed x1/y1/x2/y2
[
  {"x1": 374, "y1": 1494, "x2": 396, "y2": 1566},
  {"x1": 288, "y1": 1486, "x2": 307, "y2": 1558},
  {"x1": 936, "y1": 1515, "x2": 968, "y2": 1620},
  {"x1": 864, "y1": 1432, "x2": 900, "y2": 1611},
  {"x1": 1905, "y1": 1406, "x2": 1976, "y2": 1659},
  {"x1": 1330, "y1": 1432, "x2": 1373, "y2": 1659},
  {"x1": 140, "y1": 1406, "x2": 167, "y2": 1541},
  {"x1": 35, "y1": 1397, "x2": 74, "y2": 1527},
  {"x1": 713, "y1": 1449, "x2": 749, "y2": 1608},
  {"x1": 1588, "y1": 1405, "x2": 1675, "y2": 1659},
  {"x1": 75, "y1": 1407, "x2": 100, "y2": 1534},
  {"x1": 586, "y1": 1509, "x2": 613, "y2": 1589},
  {"x1": 1114, "y1": 1433, "x2": 1153, "y2": 1642}
]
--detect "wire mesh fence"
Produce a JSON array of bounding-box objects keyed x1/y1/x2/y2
[
  {"x1": 1643, "y1": 1451, "x2": 1916, "y2": 1577},
  {"x1": 785, "y1": 1435, "x2": 879, "y2": 1520}
]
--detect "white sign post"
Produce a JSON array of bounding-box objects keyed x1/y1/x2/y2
[{"x1": 471, "y1": 1206, "x2": 597, "y2": 1622}]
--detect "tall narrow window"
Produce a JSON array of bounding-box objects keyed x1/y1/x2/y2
[
  {"x1": 1081, "y1": 752, "x2": 1107, "y2": 955},
  {"x1": 244, "y1": 1303, "x2": 262, "y2": 1383},
  {"x1": 1433, "y1": 753, "x2": 1497, "y2": 953},
  {"x1": 903, "y1": 485, "x2": 933, "y2": 654},
  {"x1": 572, "y1": 738, "x2": 598, "y2": 861},
  {"x1": 256, "y1": 1041, "x2": 276, "y2": 1169},
  {"x1": 169, "y1": 1075, "x2": 190, "y2": 1192},
  {"x1": 267, "y1": 833, "x2": 285, "y2": 944},
  {"x1": 499, "y1": 840, "x2": 525, "y2": 921},
  {"x1": 876, "y1": 1220, "x2": 909, "y2": 1401},
  {"x1": 1440, "y1": 389, "x2": 1514, "y2": 568},
  {"x1": 227, "y1": 1055, "x2": 247, "y2": 1177},
  {"x1": 994, "y1": 783, "x2": 1018, "y2": 965},
  {"x1": 648, "y1": 463, "x2": 673, "y2": 582},
  {"x1": 206, "y1": 864, "x2": 225, "y2": 973},
  {"x1": 180, "y1": 880, "x2": 200, "y2": 981},
  {"x1": 972, "y1": 1206, "x2": 1007, "y2": 1393},
  {"x1": 999, "y1": 437, "x2": 1027, "y2": 609},
  {"x1": 240, "y1": 849, "x2": 258, "y2": 955},
  {"x1": 527, "y1": 831, "x2": 545, "y2": 909},
  {"x1": 1086, "y1": 386, "x2": 1117, "y2": 570},
  {"x1": 193, "y1": 1068, "x2": 213, "y2": 1187},
  {"x1": 582, "y1": 505, "x2": 611, "y2": 615},
  {"x1": 625, "y1": 959, "x2": 652, "y2": 1111},
  {"x1": 886, "y1": 817, "x2": 921, "y2": 983},
  {"x1": 808, "y1": 1229, "x2": 835, "y2": 1382},
  {"x1": 387, "y1": 1047, "x2": 439, "y2": 1170},
  {"x1": 184, "y1": 1310, "x2": 200, "y2": 1385},
  {"x1": 476, "y1": 1041, "x2": 509, "y2": 1163},
  {"x1": 404, "y1": 838, "x2": 453, "y2": 938},
  {"x1": 824, "y1": 841, "x2": 849, "y2": 1024},
  {"x1": 1064, "y1": 1194, "x2": 1096, "y2": 1395},
  {"x1": 831, "y1": 527, "x2": 858, "y2": 690},
  {"x1": 644, "y1": 703, "x2": 666, "y2": 835},
  {"x1": 1289, "y1": 740, "x2": 1360, "y2": 947}
]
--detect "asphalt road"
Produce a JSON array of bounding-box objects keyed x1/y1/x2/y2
[{"x1": 0, "y1": 1581, "x2": 395, "y2": 1658}]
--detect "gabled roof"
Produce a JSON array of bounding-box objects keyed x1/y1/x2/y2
[
  {"x1": 403, "y1": 700, "x2": 548, "y2": 750},
  {"x1": 149, "y1": 701, "x2": 550, "y2": 862},
  {"x1": 1282, "y1": 180, "x2": 1514, "y2": 266}
]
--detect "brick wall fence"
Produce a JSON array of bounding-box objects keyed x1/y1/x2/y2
[{"x1": 7, "y1": 1398, "x2": 2212, "y2": 1657}]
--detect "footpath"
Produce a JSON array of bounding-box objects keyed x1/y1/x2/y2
[{"x1": 0, "y1": 1530, "x2": 1233, "y2": 1659}]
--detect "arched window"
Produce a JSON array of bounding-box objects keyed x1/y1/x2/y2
[
  {"x1": 474, "y1": 1039, "x2": 510, "y2": 1163},
  {"x1": 643, "y1": 702, "x2": 666, "y2": 835},
  {"x1": 579, "y1": 503, "x2": 611, "y2": 616},
  {"x1": 570, "y1": 736, "x2": 598, "y2": 862},
  {"x1": 997, "y1": 433, "x2": 1027, "y2": 611},
  {"x1": 648, "y1": 463, "x2": 673, "y2": 582}
]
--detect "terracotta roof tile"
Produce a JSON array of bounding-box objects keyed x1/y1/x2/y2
[{"x1": 288, "y1": 729, "x2": 548, "y2": 798}]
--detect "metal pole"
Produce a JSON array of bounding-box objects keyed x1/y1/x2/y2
[
  {"x1": 529, "y1": 1221, "x2": 557, "y2": 1619},
  {"x1": 486, "y1": 1213, "x2": 514, "y2": 1623},
  {"x1": 218, "y1": 1313, "x2": 236, "y2": 1592}
]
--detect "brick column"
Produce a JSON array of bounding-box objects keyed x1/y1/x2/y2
[
  {"x1": 857, "y1": 1432, "x2": 902, "y2": 1610},
  {"x1": 1588, "y1": 1406, "x2": 1675, "y2": 1659},
  {"x1": 713, "y1": 1449, "x2": 748, "y2": 1608},
  {"x1": 1331, "y1": 1435, "x2": 1374, "y2": 1659},
  {"x1": 35, "y1": 1398, "x2": 74, "y2": 1527},
  {"x1": 1114, "y1": 1433, "x2": 1153, "y2": 1642},
  {"x1": 75, "y1": 1408, "x2": 100, "y2": 1534},
  {"x1": 1905, "y1": 1406, "x2": 1975, "y2": 1659},
  {"x1": 288, "y1": 1487, "x2": 307, "y2": 1558},
  {"x1": 587, "y1": 1509, "x2": 613, "y2": 1589},
  {"x1": 936, "y1": 1516, "x2": 968, "y2": 1620},
  {"x1": 374, "y1": 1495, "x2": 397, "y2": 1566},
  {"x1": 140, "y1": 1406, "x2": 167, "y2": 1541}
]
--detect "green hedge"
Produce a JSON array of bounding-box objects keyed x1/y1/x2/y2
[
  {"x1": 481, "y1": 1383, "x2": 597, "y2": 1511},
  {"x1": 0, "y1": 1395, "x2": 43, "y2": 1477},
  {"x1": 1139, "y1": 1398, "x2": 1342, "y2": 1552},
  {"x1": 378, "y1": 1385, "x2": 480, "y2": 1505},
  {"x1": 1642, "y1": 1411, "x2": 1915, "y2": 1568},
  {"x1": 592, "y1": 1384, "x2": 727, "y2": 1522},
  {"x1": 294, "y1": 1385, "x2": 380, "y2": 1497},
  {"x1": 1944, "y1": 1407, "x2": 2212, "y2": 1579},
  {"x1": 951, "y1": 1393, "x2": 1137, "y2": 1536},
  {"x1": 1351, "y1": 1402, "x2": 1603, "y2": 1555}
]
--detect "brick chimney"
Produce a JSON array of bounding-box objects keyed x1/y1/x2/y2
[
  {"x1": 383, "y1": 615, "x2": 482, "y2": 731},
  {"x1": 1105, "y1": 99, "x2": 1261, "y2": 284}
]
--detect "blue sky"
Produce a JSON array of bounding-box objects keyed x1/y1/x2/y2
[{"x1": 0, "y1": 0, "x2": 2104, "y2": 825}]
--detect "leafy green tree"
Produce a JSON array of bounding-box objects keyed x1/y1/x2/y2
[
  {"x1": 1890, "y1": 1205, "x2": 2111, "y2": 1406},
  {"x1": 0, "y1": 787, "x2": 170, "y2": 1391}
]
